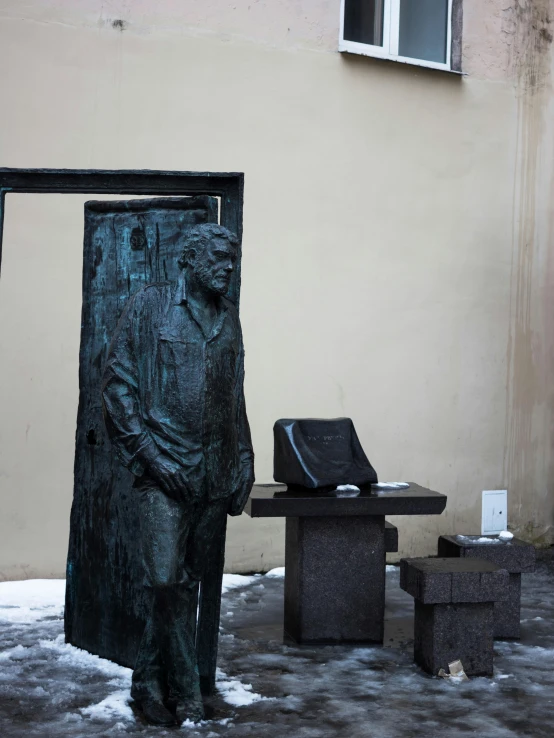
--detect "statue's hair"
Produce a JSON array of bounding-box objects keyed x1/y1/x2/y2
[{"x1": 178, "y1": 223, "x2": 239, "y2": 269}]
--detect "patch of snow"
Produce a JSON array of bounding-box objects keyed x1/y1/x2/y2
[
  {"x1": 333, "y1": 485, "x2": 361, "y2": 497},
  {"x1": 265, "y1": 567, "x2": 285, "y2": 578},
  {"x1": 372, "y1": 482, "x2": 410, "y2": 490},
  {"x1": 0, "y1": 644, "x2": 28, "y2": 660},
  {"x1": 180, "y1": 718, "x2": 202, "y2": 728},
  {"x1": 81, "y1": 689, "x2": 134, "y2": 721},
  {"x1": 443, "y1": 674, "x2": 468, "y2": 685},
  {"x1": 40, "y1": 634, "x2": 132, "y2": 680},
  {"x1": 109, "y1": 723, "x2": 130, "y2": 734},
  {"x1": 1, "y1": 563, "x2": 553, "y2": 736},
  {"x1": 498, "y1": 530, "x2": 514, "y2": 540},
  {"x1": 179, "y1": 718, "x2": 232, "y2": 731},
  {"x1": 0, "y1": 578, "x2": 66, "y2": 623},
  {"x1": 386, "y1": 565, "x2": 398, "y2": 573},
  {"x1": 221, "y1": 574, "x2": 258, "y2": 595},
  {"x1": 216, "y1": 667, "x2": 273, "y2": 707},
  {"x1": 61, "y1": 713, "x2": 84, "y2": 724},
  {"x1": 456, "y1": 535, "x2": 503, "y2": 544},
  {"x1": 27, "y1": 634, "x2": 136, "y2": 724}
]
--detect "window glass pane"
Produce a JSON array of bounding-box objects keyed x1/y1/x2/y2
[
  {"x1": 343, "y1": 0, "x2": 384, "y2": 47},
  {"x1": 398, "y1": 0, "x2": 449, "y2": 64}
]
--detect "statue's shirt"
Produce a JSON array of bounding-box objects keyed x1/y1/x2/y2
[{"x1": 101, "y1": 276, "x2": 252, "y2": 500}]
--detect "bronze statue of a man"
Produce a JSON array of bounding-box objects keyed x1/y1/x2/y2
[{"x1": 101, "y1": 223, "x2": 254, "y2": 726}]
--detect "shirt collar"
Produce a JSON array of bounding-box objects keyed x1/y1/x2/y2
[
  {"x1": 173, "y1": 273, "x2": 188, "y2": 305},
  {"x1": 173, "y1": 273, "x2": 229, "y2": 312}
]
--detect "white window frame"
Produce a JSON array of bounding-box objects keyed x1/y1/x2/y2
[{"x1": 339, "y1": 0, "x2": 454, "y2": 73}]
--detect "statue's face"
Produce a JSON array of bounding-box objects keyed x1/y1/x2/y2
[{"x1": 193, "y1": 237, "x2": 237, "y2": 296}]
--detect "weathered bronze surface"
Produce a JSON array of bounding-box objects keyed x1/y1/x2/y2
[
  {"x1": 0, "y1": 168, "x2": 245, "y2": 278},
  {"x1": 273, "y1": 417, "x2": 378, "y2": 491},
  {"x1": 104, "y1": 221, "x2": 253, "y2": 724},
  {"x1": 65, "y1": 196, "x2": 252, "y2": 726}
]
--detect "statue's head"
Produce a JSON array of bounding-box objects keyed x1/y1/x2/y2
[{"x1": 178, "y1": 223, "x2": 239, "y2": 297}]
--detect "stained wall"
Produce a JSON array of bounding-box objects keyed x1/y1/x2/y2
[{"x1": 0, "y1": 1, "x2": 553, "y2": 577}]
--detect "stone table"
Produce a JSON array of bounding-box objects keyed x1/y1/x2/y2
[{"x1": 245, "y1": 484, "x2": 447, "y2": 644}]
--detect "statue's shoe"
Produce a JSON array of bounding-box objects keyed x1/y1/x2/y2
[
  {"x1": 175, "y1": 699, "x2": 205, "y2": 724},
  {"x1": 138, "y1": 698, "x2": 176, "y2": 726}
]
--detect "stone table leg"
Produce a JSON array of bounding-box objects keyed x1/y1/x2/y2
[
  {"x1": 414, "y1": 601, "x2": 495, "y2": 677},
  {"x1": 284, "y1": 515, "x2": 386, "y2": 644},
  {"x1": 495, "y1": 573, "x2": 521, "y2": 640}
]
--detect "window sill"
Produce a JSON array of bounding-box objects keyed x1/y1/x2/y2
[{"x1": 339, "y1": 44, "x2": 464, "y2": 76}]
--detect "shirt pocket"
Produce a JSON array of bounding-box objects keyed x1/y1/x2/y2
[
  {"x1": 157, "y1": 331, "x2": 200, "y2": 392},
  {"x1": 157, "y1": 334, "x2": 205, "y2": 417}
]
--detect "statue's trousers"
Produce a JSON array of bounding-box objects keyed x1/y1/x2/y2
[{"x1": 130, "y1": 482, "x2": 228, "y2": 703}]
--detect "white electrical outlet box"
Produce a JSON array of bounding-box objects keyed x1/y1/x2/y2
[{"x1": 481, "y1": 490, "x2": 508, "y2": 535}]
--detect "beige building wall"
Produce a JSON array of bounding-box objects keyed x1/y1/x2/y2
[{"x1": 0, "y1": 1, "x2": 553, "y2": 579}]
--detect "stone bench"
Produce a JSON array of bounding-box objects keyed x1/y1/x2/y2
[
  {"x1": 400, "y1": 557, "x2": 509, "y2": 677},
  {"x1": 385, "y1": 521, "x2": 398, "y2": 553},
  {"x1": 438, "y1": 535, "x2": 535, "y2": 639}
]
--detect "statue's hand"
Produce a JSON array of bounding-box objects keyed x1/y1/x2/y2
[
  {"x1": 228, "y1": 464, "x2": 255, "y2": 517},
  {"x1": 148, "y1": 454, "x2": 191, "y2": 503}
]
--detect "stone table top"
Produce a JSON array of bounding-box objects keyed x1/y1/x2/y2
[{"x1": 245, "y1": 483, "x2": 447, "y2": 518}]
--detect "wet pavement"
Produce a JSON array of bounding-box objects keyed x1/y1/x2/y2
[{"x1": 1, "y1": 552, "x2": 553, "y2": 738}]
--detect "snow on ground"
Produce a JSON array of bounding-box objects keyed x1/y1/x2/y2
[
  {"x1": 220, "y1": 574, "x2": 259, "y2": 595},
  {"x1": 1, "y1": 555, "x2": 554, "y2": 737},
  {"x1": 215, "y1": 668, "x2": 273, "y2": 708},
  {"x1": 0, "y1": 579, "x2": 66, "y2": 623},
  {"x1": 0, "y1": 575, "x2": 262, "y2": 622}
]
